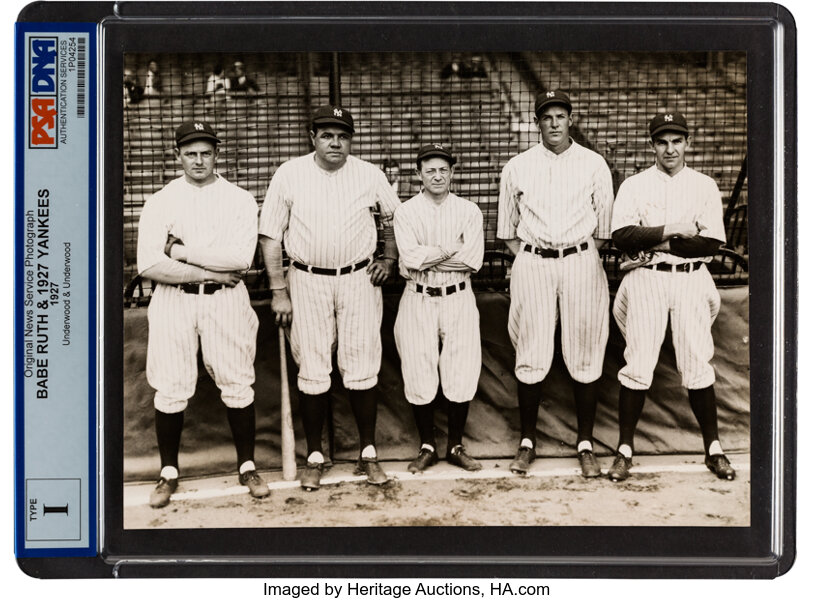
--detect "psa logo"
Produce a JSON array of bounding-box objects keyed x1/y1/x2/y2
[{"x1": 29, "y1": 37, "x2": 58, "y2": 149}]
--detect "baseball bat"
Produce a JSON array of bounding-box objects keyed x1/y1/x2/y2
[{"x1": 279, "y1": 327, "x2": 297, "y2": 481}]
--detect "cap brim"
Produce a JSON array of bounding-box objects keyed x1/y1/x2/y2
[
  {"x1": 417, "y1": 151, "x2": 456, "y2": 165},
  {"x1": 650, "y1": 124, "x2": 689, "y2": 138},
  {"x1": 312, "y1": 118, "x2": 355, "y2": 133},
  {"x1": 177, "y1": 133, "x2": 220, "y2": 146},
  {"x1": 535, "y1": 99, "x2": 572, "y2": 115}
]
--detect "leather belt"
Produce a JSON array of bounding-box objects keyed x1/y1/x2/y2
[
  {"x1": 292, "y1": 258, "x2": 371, "y2": 276},
  {"x1": 414, "y1": 281, "x2": 466, "y2": 297},
  {"x1": 178, "y1": 282, "x2": 225, "y2": 295},
  {"x1": 522, "y1": 241, "x2": 589, "y2": 258},
  {"x1": 651, "y1": 261, "x2": 705, "y2": 273}
]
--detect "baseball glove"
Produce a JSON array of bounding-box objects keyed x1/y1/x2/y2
[{"x1": 619, "y1": 250, "x2": 655, "y2": 272}]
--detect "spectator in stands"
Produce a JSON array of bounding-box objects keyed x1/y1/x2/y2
[
  {"x1": 123, "y1": 68, "x2": 144, "y2": 106},
  {"x1": 441, "y1": 54, "x2": 468, "y2": 79},
  {"x1": 144, "y1": 60, "x2": 162, "y2": 96},
  {"x1": 469, "y1": 55, "x2": 487, "y2": 78},
  {"x1": 441, "y1": 54, "x2": 484, "y2": 79},
  {"x1": 382, "y1": 158, "x2": 402, "y2": 197},
  {"x1": 230, "y1": 61, "x2": 260, "y2": 94},
  {"x1": 206, "y1": 64, "x2": 231, "y2": 96}
]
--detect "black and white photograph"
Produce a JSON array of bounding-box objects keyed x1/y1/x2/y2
[{"x1": 119, "y1": 49, "x2": 750, "y2": 530}]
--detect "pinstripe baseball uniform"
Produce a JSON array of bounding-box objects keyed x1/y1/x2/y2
[
  {"x1": 138, "y1": 175, "x2": 260, "y2": 413},
  {"x1": 393, "y1": 191, "x2": 484, "y2": 405},
  {"x1": 497, "y1": 140, "x2": 613, "y2": 384},
  {"x1": 259, "y1": 152, "x2": 401, "y2": 395},
  {"x1": 611, "y1": 164, "x2": 725, "y2": 390}
]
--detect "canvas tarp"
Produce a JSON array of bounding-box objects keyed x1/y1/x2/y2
[{"x1": 123, "y1": 287, "x2": 749, "y2": 481}]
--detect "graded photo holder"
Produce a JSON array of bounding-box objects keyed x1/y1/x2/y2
[{"x1": 13, "y1": 1, "x2": 797, "y2": 579}]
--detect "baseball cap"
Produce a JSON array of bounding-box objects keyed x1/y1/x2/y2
[
  {"x1": 534, "y1": 90, "x2": 572, "y2": 116},
  {"x1": 649, "y1": 112, "x2": 689, "y2": 138},
  {"x1": 416, "y1": 143, "x2": 457, "y2": 167},
  {"x1": 311, "y1": 105, "x2": 355, "y2": 133},
  {"x1": 175, "y1": 120, "x2": 221, "y2": 147}
]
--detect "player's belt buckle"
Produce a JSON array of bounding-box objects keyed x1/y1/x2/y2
[
  {"x1": 293, "y1": 258, "x2": 370, "y2": 276},
  {"x1": 653, "y1": 261, "x2": 703, "y2": 273},
  {"x1": 524, "y1": 242, "x2": 587, "y2": 258},
  {"x1": 178, "y1": 282, "x2": 224, "y2": 295},
  {"x1": 415, "y1": 281, "x2": 466, "y2": 297}
]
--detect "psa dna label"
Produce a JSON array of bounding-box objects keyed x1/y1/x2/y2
[
  {"x1": 16, "y1": 24, "x2": 96, "y2": 557},
  {"x1": 29, "y1": 37, "x2": 58, "y2": 149}
]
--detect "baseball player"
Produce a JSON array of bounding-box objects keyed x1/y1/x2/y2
[
  {"x1": 137, "y1": 120, "x2": 268, "y2": 508},
  {"x1": 394, "y1": 144, "x2": 484, "y2": 473},
  {"x1": 608, "y1": 112, "x2": 735, "y2": 482},
  {"x1": 497, "y1": 90, "x2": 613, "y2": 478},
  {"x1": 259, "y1": 105, "x2": 401, "y2": 491}
]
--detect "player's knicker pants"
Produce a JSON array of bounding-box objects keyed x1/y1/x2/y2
[
  {"x1": 288, "y1": 266, "x2": 382, "y2": 395},
  {"x1": 613, "y1": 265, "x2": 721, "y2": 390},
  {"x1": 146, "y1": 282, "x2": 259, "y2": 413},
  {"x1": 508, "y1": 243, "x2": 609, "y2": 384},
  {"x1": 394, "y1": 284, "x2": 481, "y2": 405}
]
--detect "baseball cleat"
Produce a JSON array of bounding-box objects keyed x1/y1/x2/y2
[
  {"x1": 239, "y1": 470, "x2": 270, "y2": 498},
  {"x1": 509, "y1": 446, "x2": 535, "y2": 475},
  {"x1": 446, "y1": 445, "x2": 482, "y2": 471},
  {"x1": 408, "y1": 448, "x2": 438, "y2": 473},
  {"x1": 149, "y1": 477, "x2": 178, "y2": 508},
  {"x1": 608, "y1": 453, "x2": 632, "y2": 482},
  {"x1": 355, "y1": 457, "x2": 389, "y2": 485},
  {"x1": 705, "y1": 454, "x2": 736, "y2": 480},
  {"x1": 578, "y1": 449, "x2": 601, "y2": 478},
  {"x1": 300, "y1": 462, "x2": 323, "y2": 491}
]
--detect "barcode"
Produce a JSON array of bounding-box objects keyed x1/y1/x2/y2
[{"x1": 76, "y1": 37, "x2": 86, "y2": 118}]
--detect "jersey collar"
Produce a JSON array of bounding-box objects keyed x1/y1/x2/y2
[
  {"x1": 652, "y1": 163, "x2": 689, "y2": 181},
  {"x1": 421, "y1": 190, "x2": 454, "y2": 208},
  {"x1": 537, "y1": 137, "x2": 576, "y2": 159}
]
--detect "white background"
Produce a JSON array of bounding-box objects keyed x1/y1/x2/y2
[{"x1": 1, "y1": 0, "x2": 808, "y2": 597}]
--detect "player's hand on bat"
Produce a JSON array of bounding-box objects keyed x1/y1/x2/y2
[
  {"x1": 368, "y1": 258, "x2": 396, "y2": 286},
  {"x1": 271, "y1": 289, "x2": 293, "y2": 327},
  {"x1": 666, "y1": 222, "x2": 701, "y2": 239}
]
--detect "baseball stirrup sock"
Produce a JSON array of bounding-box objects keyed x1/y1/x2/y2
[
  {"x1": 226, "y1": 404, "x2": 256, "y2": 469},
  {"x1": 617, "y1": 386, "x2": 646, "y2": 452},
  {"x1": 348, "y1": 389, "x2": 378, "y2": 450},
  {"x1": 299, "y1": 392, "x2": 329, "y2": 455},
  {"x1": 688, "y1": 386, "x2": 720, "y2": 454},
  {"x1": 155, "y1": 409, "x2": 184, "y2": 470},
  {"x1": 411, "y1": 403, "x2": 436, "y2": 449},
  {"x1": 517, "y1": 381, "x2": 543, "y2": 445},
  {"x1": 446, "y1": 400, "x2": 469, "y2": 451},
  {"x1": 573, "y1": 381, "x2": 598, "y2": 444}
]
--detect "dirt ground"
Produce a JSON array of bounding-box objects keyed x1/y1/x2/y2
[{"x1": 123, "y1": 453, "x2": 749, "y2": 529}]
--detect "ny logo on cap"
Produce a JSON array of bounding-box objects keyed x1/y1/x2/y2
[
  {"x1": 194, "y1": 123, "x2": 205, "y2": 131},
  {"x1": 433, "y1": 143, "x2": 444, "y2": 150},
  {"x1": 333, "y1": 108, "x2": 343, "y2": 117},
  {"x1": 546, "y1": 91, "x2": 555, "y2": 98},
  {"x1": 664, "y1": 114, "x2": 673, "y2": 122}
]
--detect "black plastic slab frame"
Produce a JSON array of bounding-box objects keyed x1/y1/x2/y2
[{"x1": 16, "y1": 1, "x2": 797, "y2": 579}]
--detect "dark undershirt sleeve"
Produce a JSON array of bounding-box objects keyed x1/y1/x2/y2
[
  {"x1": 669, "y1": 236, "x2": 724, "y2": 258},
  {"x1": 612, "y1": 225, "x2": 664, "y2": 253}
]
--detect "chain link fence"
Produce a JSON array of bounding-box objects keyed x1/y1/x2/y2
[{"x1": 123, "y1": 51, "x2": 747, "y2": 305}]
